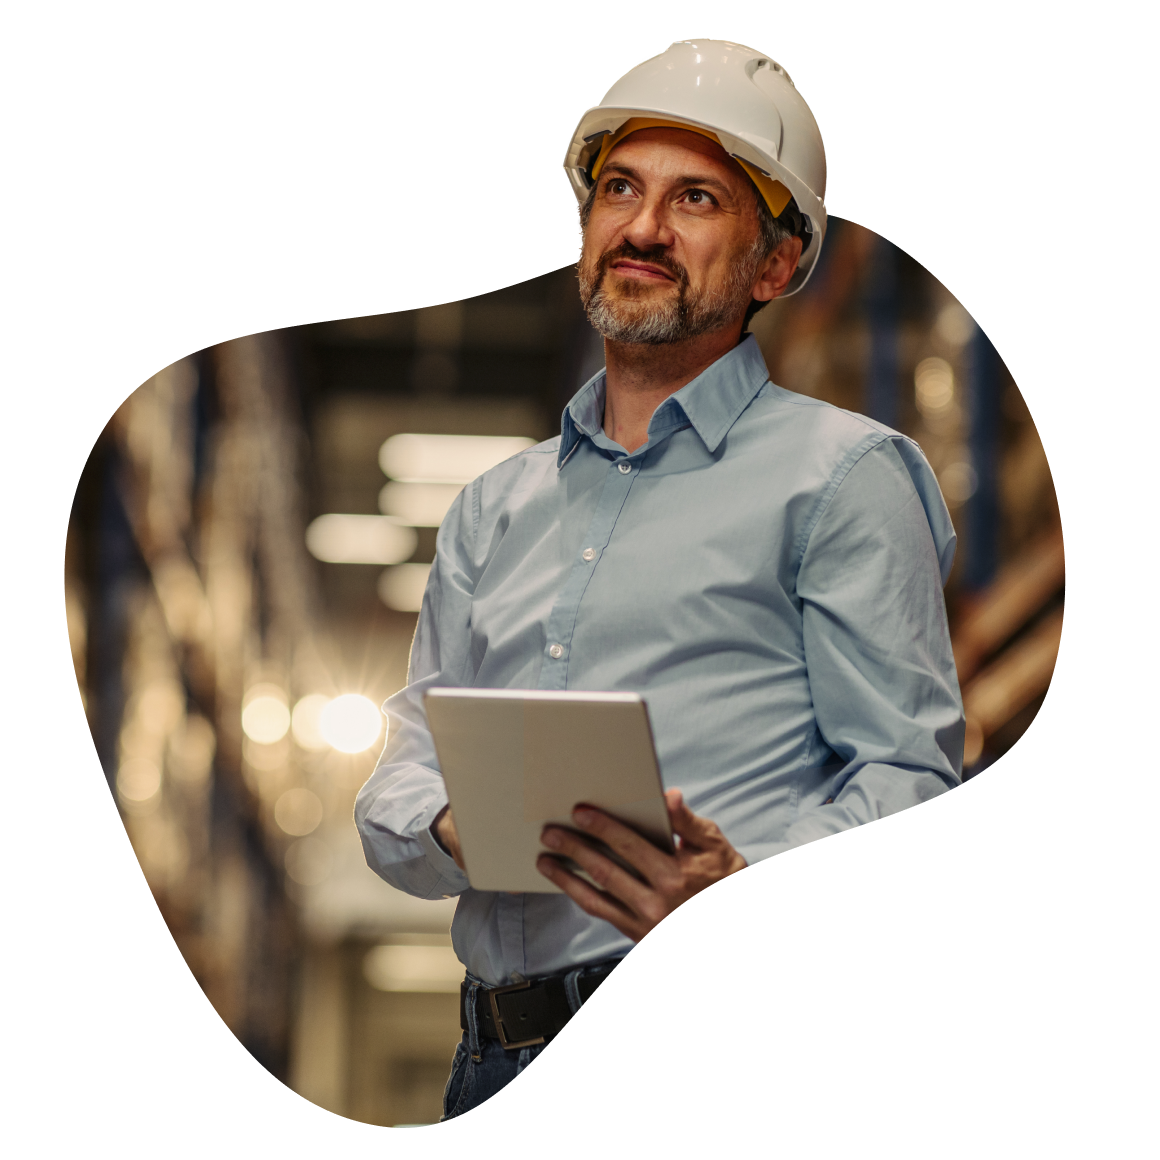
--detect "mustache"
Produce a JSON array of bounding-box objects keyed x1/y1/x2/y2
[{"x1": 594, "y1": 241, "x2": 689, "y2": 290}]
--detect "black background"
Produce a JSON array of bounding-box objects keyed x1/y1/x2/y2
[{"x1": 54, "y1": 31, "x2": 1062, "y2": 1136}]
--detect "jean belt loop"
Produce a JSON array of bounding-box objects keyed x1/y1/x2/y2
[
  {"x1": 563, "y1": 966, "x2": 584, "y2": 1015},
  {"x1": 465, "y1": 979, "x2": 483, "y2": 1060}
]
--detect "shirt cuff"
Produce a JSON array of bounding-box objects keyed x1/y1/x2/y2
[{"x1": 414, "y1": 794, "x2": 471, "y2": 896}]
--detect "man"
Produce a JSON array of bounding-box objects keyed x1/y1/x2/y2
[{"x1": 355, "y1": 40, "x2": 963, "y2": 1119}]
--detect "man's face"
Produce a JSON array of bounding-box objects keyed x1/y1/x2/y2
[{"x1": 578, "y1": 127, "x2": 771, "y2": 345}]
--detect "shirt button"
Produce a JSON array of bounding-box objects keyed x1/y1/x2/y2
[
  {"x1": 582, "y1": 548, "x2": 596, "y2": 562},
  {"x1": 617, "y1": 462, "x2": 631, "y2": 474},
  {"x1": 548, "y1": 643, "x2": 564, "y2": 659}
]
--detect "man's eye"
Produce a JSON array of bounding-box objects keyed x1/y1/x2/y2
[
  {"x1": 607, "y1": 179, "x2": 631, "y2": 196},
  {"x1": 684, "y1": 189, "x2": 713, "y2": 206}
]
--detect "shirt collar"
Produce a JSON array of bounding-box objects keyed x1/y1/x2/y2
[{"x1": 558, "y1": 333, "x2": 771, "y2": 467}]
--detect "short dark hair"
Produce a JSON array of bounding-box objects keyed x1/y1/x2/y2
[
  {"x1": 744, "y1": 193, "x2": 794, "y2": 330},
  {"x1": 577, "y1": 178, "x2": 796, "y2": 330}
]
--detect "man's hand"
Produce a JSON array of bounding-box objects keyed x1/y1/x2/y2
[
  {"x1": 433, "y1": 804, "x2": 465, "y2": 870},
  {"x1": 536, "y1": 789, "x2": 747, "y2": 942},
  {"x1": 433, "y1": 806, "x2": 518, "y2": 894}
]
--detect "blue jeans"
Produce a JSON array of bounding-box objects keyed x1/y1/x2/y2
[{"x1": 440, "y1": 961, "x2": 619, "y2": 1120}]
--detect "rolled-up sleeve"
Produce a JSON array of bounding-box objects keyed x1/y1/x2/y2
[
  {"x1": 354, "y1": 483, "x2": 478, "y2": 899},
  {"x1": 742, "y1": 437, "x2": 964, "y2": 863}
]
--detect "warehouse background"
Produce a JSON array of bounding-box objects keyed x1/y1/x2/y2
[{"x1": 65, "y1": 217, "x2": 1061, "y2": 1126}]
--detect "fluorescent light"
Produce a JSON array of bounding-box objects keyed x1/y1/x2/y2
[
  {"x1": 305, "y1": 514, "x2": 417, "y2": 564},
  {"x1": 378, "y1": 480, "x2": 463, "y2": 527},
  {"x1": 378, "y1": 433, "x2": 536, "y2": 484}
]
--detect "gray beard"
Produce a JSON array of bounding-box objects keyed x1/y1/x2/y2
[{"x1": 578, "y1": 238, "x2": 764, "y2": 345}]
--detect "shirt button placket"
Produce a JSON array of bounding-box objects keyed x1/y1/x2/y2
[{"x1": 536, "y1": 451, "x2": 637, "y2": 693}]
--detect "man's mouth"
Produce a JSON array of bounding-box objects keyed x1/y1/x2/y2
[{"x1": 607, "y1": 258, "x2": 677, "y2": 283}]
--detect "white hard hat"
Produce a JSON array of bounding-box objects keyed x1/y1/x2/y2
[{"x1": 564, "y1": 40, "x2": 828, "y2": 296}]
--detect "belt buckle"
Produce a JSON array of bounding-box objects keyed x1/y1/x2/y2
[{"x1": 487, "y1": 980, "x2": 546, "y2": 1050}]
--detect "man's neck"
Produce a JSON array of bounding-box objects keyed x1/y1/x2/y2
[{"x1": 602, "y1": 323, "x2": 744, "y2": 453}]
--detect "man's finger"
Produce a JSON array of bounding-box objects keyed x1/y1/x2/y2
[
  {"x1": 664, "y1": 788, "x2": 721, "y2": 849},
  {"x1": 541, "y1": 825, "x2": 657, "y2": 915},
  {"x1": 665, "y1": 788, "x2": 698, "y2": 830},
  {"x1": 535, "y1": 855, "x2": 646, "y2": 941},
  {"x1": 569, "y1": 806, "x2": 675, "y2": 884}
]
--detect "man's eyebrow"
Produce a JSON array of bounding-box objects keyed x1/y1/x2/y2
[{"x1": 600, "y1": 163, "x2": 736, "y2": 195}]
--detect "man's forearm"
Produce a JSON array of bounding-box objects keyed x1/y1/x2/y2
[{"x1": 431, "y1": 804, "x2": 466, "y2": 870}]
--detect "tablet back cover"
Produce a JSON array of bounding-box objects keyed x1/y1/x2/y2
[{"x1": 424, "y1": 689, "x2": 671, "y2": 893}]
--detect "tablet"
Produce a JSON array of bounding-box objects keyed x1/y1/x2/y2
[{"x1": 423, "y1": 688, "x2": 673, "y2": 894}]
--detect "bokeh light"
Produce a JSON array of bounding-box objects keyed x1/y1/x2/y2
[
  {"x1": 291, "y1": 694, "x2": 330, "y2": 750},
  {"x1": 117, "y1": 758, "x2": 161, "y2": 803},
  {"x1": 135, "y1": 679, "x2": 185, "y2": 734},
  {"x1": 304, "y1": 514, "x2": 417, "y2": 565},
  {"x1": 378, "y1": 480, "x2": 463, "y2": 527},
  {"x1": 274, "y1": 788, "x2": 324, "y2": 837},
  {"x1": 378, "y1": 433, "x2": 536, "y2": 484},
  {"x1": 363, "y1": 943, "x2": 464, "y2": 993},
  {"x1": 241, "y1": 685, "x2": 291, "y2": 744},
  {"x1": 914, "y1": 356, "x2": 955, "y2": 414},
  {"x1": 377, "y1": 564, "x2": 431, "y2": 613},
  {"x1": 284, "y1": 836, "x2": 333, "y2": 886},
  {"x1": 167, "y1": 714, "x2": 216, "y2": 785},
  {"x1": 319, "y1": 694, "x2": 382, "y2": 753},
  {"x1": 243, "y1": 735, "x2": 290, "y2": 772},
  {"x1": 933, "y1": 302, "x2": 975, "y2": 348},
  {"x1": 939, "y1": 461, "x2": 979, "y2": 504}
]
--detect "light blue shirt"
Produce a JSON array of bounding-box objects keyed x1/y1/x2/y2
[{"x1": 355, "y1": 335, "x2": 964, "y2": 986}]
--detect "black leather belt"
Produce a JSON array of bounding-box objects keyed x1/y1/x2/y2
[{"x1": 461, "y1": 961, "x2": 620, "y2": 1050}]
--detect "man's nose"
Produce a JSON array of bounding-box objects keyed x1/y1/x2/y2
[{"x1": 620, "y1": 194, "x2": 674, "y2": 252}]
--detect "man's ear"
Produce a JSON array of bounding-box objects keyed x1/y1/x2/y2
[{"x1": 752, "y1": 235, "x2": 804, "y2": 303}]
